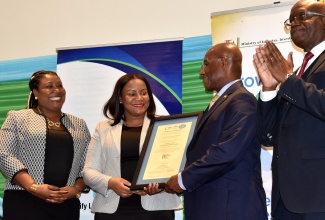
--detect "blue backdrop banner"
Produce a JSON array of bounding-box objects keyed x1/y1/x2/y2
[{"x1": 56, "y1": 39, "x2": 183, "y2": 219}]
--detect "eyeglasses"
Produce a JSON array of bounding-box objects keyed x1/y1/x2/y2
[
  {"x1": 284, "y1": 11, "x2": 325, "y2": 30},
  {"x1": 201, "y1": 57, "x2": 224, "y2": 69}
]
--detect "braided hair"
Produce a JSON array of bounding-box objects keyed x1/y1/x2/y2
[{"x1": 27, "y1": 70, "x2": 58, "y2": 109}]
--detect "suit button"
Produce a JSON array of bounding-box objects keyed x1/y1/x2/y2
[{"x1": 281, "y1": 123, "x2": 286, "y2": 128}]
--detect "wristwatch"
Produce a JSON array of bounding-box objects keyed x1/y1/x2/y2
[{"x1": 285, "y1": 73, "x2": 293, "y2": 81}]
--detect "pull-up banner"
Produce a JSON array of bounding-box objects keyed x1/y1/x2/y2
[
  {"x1": 56, "y1": 39, "x2": 183, "y2": 219},
  {"x1": 57, "y1": 39, "x2": 183, "y2": 134}
]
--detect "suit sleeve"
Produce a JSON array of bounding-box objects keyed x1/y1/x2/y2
[
  {"x1": 278, "y1": 74, "x2": 325, "y2": 122},
  {"x1": 82, "y1": 122, "x2": 112, "y2": 197},
  {"x1": 182, "y1": 92, "x2": 258, "y2": 192},
  {"x1": 256, "y1": 96, "x2": 279, "y2": 147},
  {"x1": 0, "y1": 111, "x2": 27, "y2": 182}
]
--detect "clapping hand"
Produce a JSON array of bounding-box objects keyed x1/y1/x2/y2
[{"x1": 253, "y1": 40, "x2": 294, "y2": 90}]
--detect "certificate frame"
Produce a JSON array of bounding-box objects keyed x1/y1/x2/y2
[{"x1": 130, "y1": 111, "x2": 202, "y2": 190}]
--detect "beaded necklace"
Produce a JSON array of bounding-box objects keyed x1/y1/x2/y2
[{"x1": 37, "y1": 106, "x2": 62, "y2": 127}]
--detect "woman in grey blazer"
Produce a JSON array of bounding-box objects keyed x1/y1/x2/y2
[
  {"x1": 82, "y1": 74, "x2": 182, "y2": 220},
  {"x1": 0, "y1": 70, "x2": 91, "y2": 220}
]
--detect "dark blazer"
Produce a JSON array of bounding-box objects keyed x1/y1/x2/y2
[
  {"x1": 182, "y1": 81, "x2": 267, "y2": 220},
  {"x1": 257, "y1": 50, "x2": 325, "y2": 214}
]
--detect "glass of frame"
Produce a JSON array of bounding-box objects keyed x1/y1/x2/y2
[{"x1": 130, "y1": 111, "x2": 202, "y2": 190}]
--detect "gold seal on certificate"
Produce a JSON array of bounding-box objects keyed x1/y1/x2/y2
[{"x1": 130, "y1": 112, "x2": 202, "y2": 190}]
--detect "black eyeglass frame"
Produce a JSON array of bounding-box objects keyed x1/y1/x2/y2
[{"x1": 284, "y1": 11, "x2": 325, "y2": 30}]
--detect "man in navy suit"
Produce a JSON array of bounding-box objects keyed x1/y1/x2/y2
[
  {"x1": 165, "y1": 42, "x2": 267, "y2": 220},
  {"x1": 253, "y1": 1, "x2": 325, "y2": 219}
]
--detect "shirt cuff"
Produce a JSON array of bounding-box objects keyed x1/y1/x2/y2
[
  {"x1": 259, "y1": 89, "x2": 277, "y2": 102},
  {"x1": 178, "y1": 172, "x2": 186, "y2": 190}
]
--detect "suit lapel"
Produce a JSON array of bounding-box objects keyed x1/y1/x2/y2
[
  {"x1": 194, "y1": 81, "x2": 244, "y2": 136},
  {"x1": 304, "y1": 50, "x2": 325, "y2": 81},
  {"x1": 110, "y1": 122, "x2": 123, "y2": 154},
  {"x1": 110, "y1": 116, "x2": 151, "y2": 154},
  {"x1": 280, "y1": 51, "x2": 325, "y2": 120}
]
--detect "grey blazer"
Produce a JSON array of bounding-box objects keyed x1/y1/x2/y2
[
  {"x1": 0, "y1": 109, "x2": 91, "y2": 190},
  {"x1": 82, "y1": 116, "x2": 182, "y2": 214}
]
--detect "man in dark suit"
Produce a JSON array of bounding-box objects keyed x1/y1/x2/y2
[
  {"x1": 165, "y1": 42, "x2": 267, "y2": 220},
  {"x1": 253, "y1": 1, "x2": 325, "y2": 219}
]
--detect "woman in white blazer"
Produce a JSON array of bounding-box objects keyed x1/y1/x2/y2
[{"x1": 82, "y1": 74, "x2": 182, "y2": 220}]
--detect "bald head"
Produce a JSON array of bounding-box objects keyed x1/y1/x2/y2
[
  {"x1": 207, "y1": 42, "x2": 242, "y2": 79},
  {"x1": 292, "y1": 0, "x2": 314, "y2": 10},
  {"x1": 208, "y1": 43, "x2": 242, "y2": 60},
  {"x1": 307, "y1": 2, "x2": 325, "y2": 14},
  {"x1": 291, "y1": 0, "x2": 325, "y2": 13},
  {"x1": 200, "y1": 43, "x2": 242, "y2": 92}
]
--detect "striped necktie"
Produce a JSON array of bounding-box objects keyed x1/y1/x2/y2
[{"x1": 208, "y1": 94, "x2": 219, "y2": 110}]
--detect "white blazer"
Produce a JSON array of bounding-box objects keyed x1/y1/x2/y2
[{"x1": 82, "y1": 116, "x2": 182, "y2": 214}]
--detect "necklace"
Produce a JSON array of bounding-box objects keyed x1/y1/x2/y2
[{"x1": 37, "y1": 107, "x2": 62, "y2": 128}]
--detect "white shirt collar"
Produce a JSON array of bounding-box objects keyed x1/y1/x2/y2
[
  {"x1": 305, "y1": 40, "x2": 325, "y2": 69},
  {"x1": 216, "y1": 79, "x2": 241, "y2": 97}
]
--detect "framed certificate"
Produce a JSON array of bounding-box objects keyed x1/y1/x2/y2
[{"x1": 130, "y1": 111, "x2": 202, "y2": 190}]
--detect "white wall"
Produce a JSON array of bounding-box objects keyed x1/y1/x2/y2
[{"x1": 0, "y1": 0, "x2": 294, "y2": 61}]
